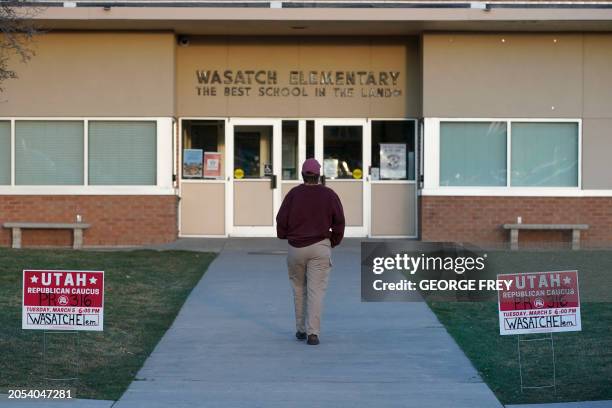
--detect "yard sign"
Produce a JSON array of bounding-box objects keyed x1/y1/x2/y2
[
  {"x1": 497, "y1": 270, "x2": 580, "y2": 335},
  {"x1": 23, "y1": 270, "x2": 104, "y2": 331}
]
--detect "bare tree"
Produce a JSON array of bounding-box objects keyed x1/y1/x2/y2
[{"x1": 0, "y1": 0, "x2": 40, "y2": 91}]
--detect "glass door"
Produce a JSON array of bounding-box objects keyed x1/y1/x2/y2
[
  {"x1": 228, "y1": 119, "x2": 282, "y2": 236},
  {"x1": 369, "y1": 120, "x2": 418, "y2": 237},
  {"x1": 315, "y1": 119, "x2": 369, "y2": 237}
]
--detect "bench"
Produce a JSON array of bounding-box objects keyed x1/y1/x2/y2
[
  {"x1": 502, "y1": 223, "x2": 589, "y2": 251},
  {"x1": 3, "y1": 222, "x2": 91, "y2": 249}
]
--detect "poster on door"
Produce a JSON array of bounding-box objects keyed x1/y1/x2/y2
[
  {"x1": 380, "y1": 143, "x2": 406, "y2": 180},
  {"x1": 497, "y1": 270, "x2": 581, "y2": 335},
  {"x1": 183, "y1": 149, "x2": 203, "y2": 178},
  {"x1": 203, "y1": 152, "x2": 222, "y2": 178}
]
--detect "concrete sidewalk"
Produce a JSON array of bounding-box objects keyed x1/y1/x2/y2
[
  {"x1": 508, "y1": 402, "x2": 612, "y2": 408},
  {"x1": 0, "y1": 395, "x2": 112, "y2": 407},
  {"x1": 113, "y1": 238, "x2": 502, "y2": 408}
]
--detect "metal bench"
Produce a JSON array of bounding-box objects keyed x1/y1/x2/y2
[
  {"x1": 3, "y1": 222, "x2": 91, "y2": 249},
  {"x1": 502, "y1": 223, "x2": 589, "y2": 251}
]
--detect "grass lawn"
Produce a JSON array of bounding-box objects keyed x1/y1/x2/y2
[
  {"x1": 427, "y1": 250, "x2": 612, "y2": 405},
  {"x1": 0, "y1": 248, "x2": 216, "y2": 400}
]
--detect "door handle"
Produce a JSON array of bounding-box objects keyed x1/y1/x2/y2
[{"x1": 270, "y1": 174, "x2": 277, "y2": 190}]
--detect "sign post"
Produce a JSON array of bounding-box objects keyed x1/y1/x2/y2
[{"x1": 497, "y1": 270, "x2": 581, "y2": 392}]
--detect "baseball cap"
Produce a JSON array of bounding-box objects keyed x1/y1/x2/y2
[{"x1": 301, "y1": 158, "x2": 321, "y2": 175}]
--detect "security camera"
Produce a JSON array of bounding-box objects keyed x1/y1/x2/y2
[{"x1": 178, "y1": 36, "x2": 190, "y2": 47}]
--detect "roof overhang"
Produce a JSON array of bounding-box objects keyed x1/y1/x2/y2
[{"x1": 23, "y1": 6, "x2": 612, "y2": 34}]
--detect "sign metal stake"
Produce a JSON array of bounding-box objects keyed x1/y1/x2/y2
[
  {"x1": 517, "y1": 333, "x2": 557, "y2": 393},
  {"x1": 43, "y1": 330, "x2": 80, "y2": 389}
]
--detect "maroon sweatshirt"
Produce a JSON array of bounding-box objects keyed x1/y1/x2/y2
[{"x1": 276, "y1": 184, "x2": 345, "y2": 248}]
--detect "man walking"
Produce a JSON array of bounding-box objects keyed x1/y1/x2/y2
[{"x1": 276, "y1": 158, "x2": 345, "y2": 346}]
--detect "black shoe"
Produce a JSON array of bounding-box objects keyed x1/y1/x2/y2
[
  {"x1": 307, "y1": 334, "x2": 319, "y2": 345},
  {"x1": 296, "y1": 331, "x2": 307, "y2": 340}
]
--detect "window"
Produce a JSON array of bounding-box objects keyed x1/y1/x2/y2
[
  {"x1": 0, "y1": 121, "x2": 9, "y2": 185},
  {"x1": 88, "y1": 121, "x2": 156, "y2": 185},
  {"x1": 440, "y1": 122, "x2": 507, "y2": 187},
  {"x1": 371, "y1": 120, "x2": 415, "y2": 181},
  {"x1": 437, "y1": 120, "x2": 580, "y2": 188},
  {"x1": 182, "y1": 120, "x2": 225, "y2": 179},
  {"x1": 511, "y1": 122, "x2": 578, "y2": 187},
  {"x1": 234, "y1": 125, "x2": 273, "y2": 179},
  {"x1": 15, "y1": 121, "x2": 84, "y2": 185},
  {"x1": 282, "y1": 121, "x2": 298, "y2": 180},
  {"x1": 323, "y1": 126, "x2": 363, "y2": 179}
]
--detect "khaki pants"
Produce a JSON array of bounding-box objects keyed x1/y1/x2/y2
[{"x1": 287, "y1": 238, "x2": 332, "y2": 336}]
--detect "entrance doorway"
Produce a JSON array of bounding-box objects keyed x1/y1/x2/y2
[
  {"x1": 228, "y1": 119, "x2": 281, "y2": 236},
  {"x1": 178, "y1": 118, "x2": 418, "y2": 238},
  {"x1": 315, "y1": 119, "x2": 369, "y2": 236}
]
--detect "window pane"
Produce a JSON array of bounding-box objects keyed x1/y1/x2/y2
[
  {"x1": 371, "y1": 121, "x2": 415, "y2": 180},
  {"x1": 234, "y1": 125, "x2": 273, "y2": 179},
  {"x1": 440, "y1": 122, "x2": 507, "y2": 186},
  {"x1": 282, "y1": 121, "x2": 298, "y2": 180},
  {"x1": 323, "y1": 126, "x2": 362, "y2": 179},
  {"x1": 16, "y1": 121, "x2": 84, "y2": 185},
  {"x1": 511, "y1": 122, "x2": 578, "y2": 187},
  {"x1": 182, "y1": 120, "x2": 225, "y2": 179},
  {"x1": 0, "y1": 121, "x2": 10, "y2": 185},
  {"x1": 89, "y1": 121, "x2": 156, "y2": 185}
]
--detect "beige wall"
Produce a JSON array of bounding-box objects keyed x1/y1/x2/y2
[
  {"x1": 423, "y1": 33, "x2": 583, "y2": 118},
  {"x1": 371, "y1": 183, "x2": 416, "y2": 236},
  {"x1": 2, "y1": 32, "x2": 175, "y2": 117},
  {"x1": 423, "y1": 33, "x2": 612, "y2": 189},
  {"x1": 177, "y1": 36, "x2": 420, "y2": 118},
  {"x1": 180, "y1": 183, "x2": 225, "y2": 235},
  {"x1": 582, "y1": 119, "x2": 612, "y2": 189}
]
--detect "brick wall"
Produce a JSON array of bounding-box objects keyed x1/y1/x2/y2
[
  {"x1": 421, "y1": 196, "x2": 612, "y2": 249},
  {"x1": 0, "y1": 195, "x2": 178, "y2": 248}
]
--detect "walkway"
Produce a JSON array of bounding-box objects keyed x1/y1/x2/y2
[{"x1": 114, "y1": 238, "x2": 502, "y2": 408}]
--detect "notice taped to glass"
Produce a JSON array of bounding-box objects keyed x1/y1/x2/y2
[{"x1": 22, "y1": 270, "x2": 104, "y2": 331}]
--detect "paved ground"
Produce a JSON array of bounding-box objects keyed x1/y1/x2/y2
[
  {"x1": 508, "y1": 402, "x2": 612, "y2": 408},
  {"x1": 0, "y1": 395, "x2": 112, "y2": 407},
  {"x1": 113, "y1": 238, "x2": 502, "y2": 408}
]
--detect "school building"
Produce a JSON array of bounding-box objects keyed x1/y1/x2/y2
[{"x1": 1, "y1": 0, "x2": 612, "y2": 248}]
